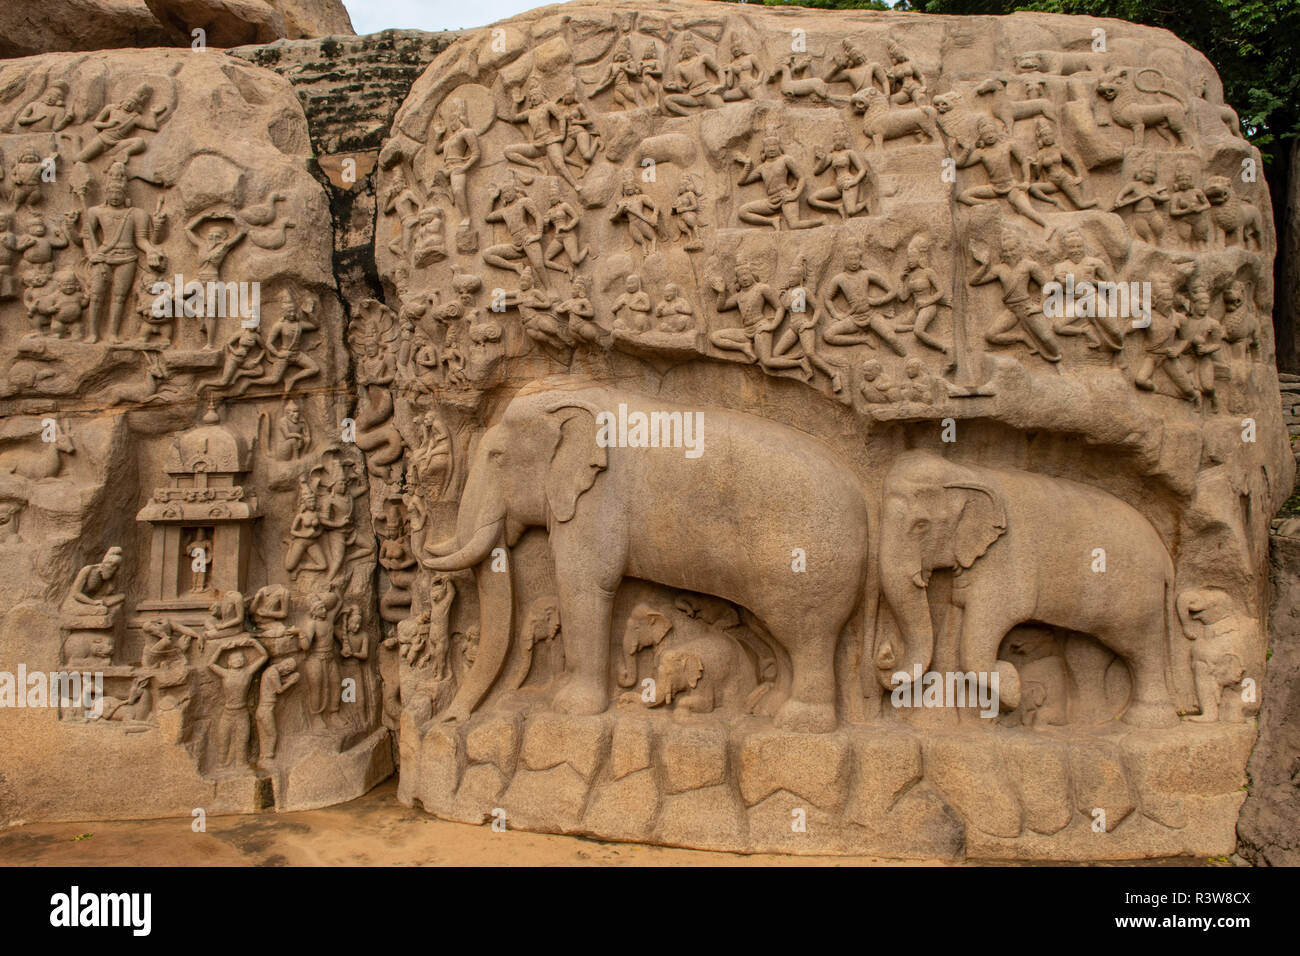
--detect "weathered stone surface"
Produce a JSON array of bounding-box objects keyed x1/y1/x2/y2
[
  {"x1": 583, "y1": 769, "x2": 658, "y2": 842},
  {"x1": 0, "y1": 0, "x2": 1292, "y2": 867},
  {"x1": 1238, "y1": 533, "x2": 1300, "y2": 864},
  {"x1": 924, "y1": 736, "x2": 1023, "y2": 838},
  {"x1": 518, "y1": 712, "x2": 609, "y2": 781},
  {"x1": 658, "y1": 723, "x2": 729, "y2": 794},
  {"x1": 0, "y1": 1, "x2": 175, "y2": 58},
  {"x1": 1069, "y1": 741, "x2": 1135, "y2": 832},
  {"x1": 738, "y1": 730, "x2": 850, "y2": 811}
]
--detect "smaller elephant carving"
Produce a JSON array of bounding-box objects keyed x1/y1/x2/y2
[
  {"x1": 1002, "y1": 631, "x2": 1068, "y2": 728},
  {"x1": 1176, "y1": 588, "x2": 1261, "y2": 722},
  {"x1": 619, "y1": 602, "x2": 763, "y2": 715}
]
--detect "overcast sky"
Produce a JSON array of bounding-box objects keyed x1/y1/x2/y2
[{"x1": 342, "y1": 0, "x2": 549, "y2": 33}]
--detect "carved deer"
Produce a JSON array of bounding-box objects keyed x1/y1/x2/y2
[{"x1": 0, "y1": 420, "x2": 75, "y2": 480}]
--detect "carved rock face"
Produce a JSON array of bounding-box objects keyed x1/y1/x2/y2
[
  {"x1": 371, "y1": 0, "x2": 1290, "y2": 858},
  {"x1": 0, "y1": 0, "x2": 1291, "y2": 862}
]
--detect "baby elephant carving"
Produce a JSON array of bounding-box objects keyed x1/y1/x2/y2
[
  {"x1": 1176, "y1": 588, "x2": 1261, "y2": 722},
  {"x1": 619, "y1": 602, "x2": 760, "y2": 715}
]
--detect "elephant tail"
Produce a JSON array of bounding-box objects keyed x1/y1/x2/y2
[{"x1": 1164, "y1": 562, "x2": 1195, "y2": 714}]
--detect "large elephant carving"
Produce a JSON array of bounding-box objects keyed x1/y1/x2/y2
[
  {"x1": 875, "y1": 450, "x2": 1186, "y2": 727},
  {"x1": 421, "y1": 383, "x2": 872, "y2": 732}
]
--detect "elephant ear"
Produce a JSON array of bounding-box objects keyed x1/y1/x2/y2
[
  {"x1": 682, "y1": 652, "x2": 704, "y2": 689},
  {"x1": 544, "y1": 406, "x2": 608, "y2": 523},
  {"x1": 945, "y1": 481, "x2": 1007, "y2": 570}
]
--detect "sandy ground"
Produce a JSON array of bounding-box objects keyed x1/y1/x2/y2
[{"x1": 0, "y1": 780, "x2": 1220, "y2": 866}]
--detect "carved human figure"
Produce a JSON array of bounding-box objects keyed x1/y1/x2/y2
[
  {"x1": 671, "y1": 174, "x2": 703, "y2": 250},
  {"x1": 709, "y1": 261, "x2": 809, "y2": 378},
  {"x1": 588, "y1": 38, "x2": 643, "y2": 110},
  {"x1": 186, "y1": 215, "x2": 246, "y2": 283},
  {"x1": 771, "y1": 255, "x2": 843, "y2": 393},
  {"x1": 274, "y1": 398, "x2": 312, "y2": 460},
  {"x1": 256, "y1": 291, "x2": 320, "y2": 393},
  {"x1": 809, "y1": 128, "x2": 870, "y2": 219},
  {"x1": 662, "y1": 34, "x2": 724, "y2": 115},
  {"x1": 611, "y1": 273, "x2": 652, "y2": 334},
  {"x1": 130, "y1": 248, "x2": 170, "y2": 343},
  {"x1": 892, "y1": 233, "x2": 951, "y2": 360},
  {"x1": 483, "y1": 177, "x2": 547, "y2": 282},
  {"x1": 255, "y1": 658, "x2": 299, "y2": 762},
  {"x1": 735, "y1": 130, "x2": 821, "y2": 230},
  {"x1": 654, "y1": 283, "x2": 697, "y2": 334},
  {"x1": 142, "y1": 618, "x2": 204, "y2": 665},
  {"x1": 1168, "y1": 161, "x2": 1211, "y2": 248},
  {"x1": 79, "y1": 164, "x2": 162, "y2": 343},
  {"x1": 1134, "y1": 276, "x2": 1198, "y2": 401},
  {"x1": 186, "y1": 528, "x2": 213, "y2": 592},
  {"x1": 209, "y1": 328, "x2": 266, "y2": 395},
  {"x1": 427, "y1": 572, "x2": 456, "y2": 680},
  {"x1": 858, "y1": 358, "x2": 893, "y2": 403},
  {"x1": 298, "y1": 590, "x2": 343, "y2": 723},
  {"x1": 542, "y1": 184, "x2": 591, "y2": 276},
  {"x1": 956, "y1": 117, "x2": 1049, "y2": 228},
  {"x1": 821, "y1": 38, "x2": 888, "y2": 94},
  {"x1": 969, "y1": 231, "x2": 1061, "y2": 362},
  {"x1": 885, "y1": 38, "x2": 928, "y2": 106},
  {"x1": 15, "y1": 217, "x2": 70, "y2": 289},
  {"x1": 208, "y1": 637, "x2": 268, "y2": 768},
  {"x1": 609, "y1": 177, "x2": 659, "y2": 254},
  {"x1": 1029, "y1": 119, "x2": 1096, "y2": 210},
  {"x1": 1178, "y1": 279, "x2": 1223, "y2": 412},
  {"x1": 76, "y1": 84, "x2": 169, "y2": 163},
  {"x1": 391, "y1": 609, "x2": 431, "y2": 669},
  {"x1": 285, "y1": 480, "x2": 327, "y2": 576},
  {"x1": 1049, "y1": 229, "x2": 1124, "y2": 364},
  {"x1": 432, "y1": 98, "x2": 481, "y2": 221},
  {"x1": 502, "y1": 82, "x2": 577, "y2": 188},
  {"x1": 559, "y1": 83, "x2": 601, "y2": 171},
  {"x1": 34, "y1": 271, "x2": 88, "y2": 339},
  {"x1": 721, "y1": 37, "x2": 766, "y2": 101},
  {"x1": 249, "y1": 585, "x2": 299, "y2": 642},
  {"x1": 1112, "y1": 154, "x2": 1169, "y2": 245},
  {"x1": 63, "y1": 547, "x2": 126, "y2": 617},
  {"x1": 822, "y1": 238, "x2": 906, "y2": 355},
  {"x1": 16, "y1": 84, "x2": 71, "y2": 132},
  {"x1": 510, "y1": 266, "x2": 571, "y2": 355},
  {"x1": 556, "y1": 275, "x2": 603, "y2": 346},
  {"x1": 10, "y1": 147, "x2": 46, "y2": 206}
]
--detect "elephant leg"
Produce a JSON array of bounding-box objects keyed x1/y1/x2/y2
[
  {"x1": 957, "y1": 601, "x2": 1021, "y2": 722},
  {"x1": 1119, "y1": 634, "x2": 1179, "y2": 728},
  {"x1": 552, "y1": 579, "x2": 616, "y2": 716},
  {"x1": 774, "y1": 623, "x2": 837, "y2": 733}
]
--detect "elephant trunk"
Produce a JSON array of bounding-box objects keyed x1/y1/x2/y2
[
  {"x1": 423, "y1": 520, "x2": 502, "y2": 572},
  {"x1": 880, "y1": 559, "x2": 935, "y2": 685},
  {"x1": 617, "y1": 636, "x2": 639, "y2": 689},
  {"x1": 439, "y1": 527, "x2": 512, "y2": 722}
]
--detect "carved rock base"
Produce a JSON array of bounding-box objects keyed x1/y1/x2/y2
[{"x1": 400, "y1": 708, "x2": 1250, "y2": 860}]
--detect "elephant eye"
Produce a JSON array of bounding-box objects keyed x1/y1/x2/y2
[
  {"x1": 911, "y1": 518, "x2": 930, "y2": 533},
  {"x1": 488, "y1": 448, "x2": 503, "y2": 462}
]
